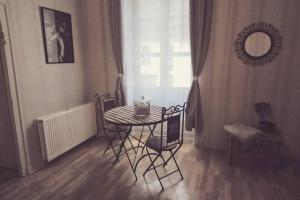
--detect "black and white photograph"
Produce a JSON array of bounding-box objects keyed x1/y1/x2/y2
[{"x1": 40, "y1": 7, "x2": 74, "y2": 63}]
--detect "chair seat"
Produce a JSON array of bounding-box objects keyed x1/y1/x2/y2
[{"x1": 146, "y1": 136, "x2": 177, "y2": 151}]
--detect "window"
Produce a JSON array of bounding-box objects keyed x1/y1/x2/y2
[{"x1": 122, "y1": 0, "x2": 191, "y2": 106}]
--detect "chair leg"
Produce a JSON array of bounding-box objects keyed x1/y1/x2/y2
[
  {"x1": 170, "y1": 151, "x2": 184, "y2": 180},
  {"x1": 144, "y1": 147, "x2": 164, "y2": 190},
  {"x1": 103, "y1": 143, "x2": 110, "y2": 154},
  {"x1": 110, "y1": 133, "x2": 123, "y2": 162},
  {"x1": 160, "y1": 153, "x2": 166, "y2": 167},
  {"x1": 143, "y1": 153, "x2": 166, "y2": 175},
  {"x1": 162, "y1": 146, "x2": 181, "y2": 166},
  {"x1": 103, "y1": 132, "x2": 118, "y2": 155},
  {"x1": 143, "y1": 156, "x2": 154, "y2": 177},
  {"x1": 117, "y1": 129, "x2": 137, "y2": 154},
  {"x1": 103, "y1": 132, "x2": 111, "y2": 154}
]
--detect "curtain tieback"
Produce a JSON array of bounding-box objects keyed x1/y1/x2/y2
[
  {"x1": 193, "y1": 76, "x2": 198, "y2": 80},
  {"x1": 118, "y1": 74, "x2": 123, "y2": 78}
]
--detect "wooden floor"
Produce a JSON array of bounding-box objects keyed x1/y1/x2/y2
[{"x1": 0, "y1": 137, "x2": 299, "y2": 200}]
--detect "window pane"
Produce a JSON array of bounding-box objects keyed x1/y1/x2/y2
[
  {"x1": 171, "y1": 57, "x2": 191, "y2": 87},
  {"x1": 122, "y1": 0, "x2": 191, "y2": 106}
]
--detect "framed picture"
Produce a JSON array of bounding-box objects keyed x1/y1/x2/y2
[{"x1": 40, "y1": 7, "x2": 75, "y2": 64}]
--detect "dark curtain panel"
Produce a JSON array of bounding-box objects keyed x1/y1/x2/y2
[
  {"x1": 107, "y1": 0, "x2": 126, "y2": 106},
  {"x1": 186, "y1": 0, "x2": 214, "y2": 136}
]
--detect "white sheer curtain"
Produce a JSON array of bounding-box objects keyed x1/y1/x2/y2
[{"x1": 121, "y1": 0, "x2": 191, "y2": 107}]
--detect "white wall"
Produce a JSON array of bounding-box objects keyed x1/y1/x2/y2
[{"x1": 7, "y1": 0, "x2": 89, "y2": 173}]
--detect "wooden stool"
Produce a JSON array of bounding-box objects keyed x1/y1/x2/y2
[{"x1": 227, "y1": 131, "x2": 283, "y2": 169}]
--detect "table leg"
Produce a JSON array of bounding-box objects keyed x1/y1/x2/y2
[
  {"x1": 136, "y1": 126, "x2": 144, "y2": 149},
  {"x1": 122, "y1": 136, "x2": 138, "y2": 180},
  {"x1": 124, "y1": 124, "x2": 159, "y2": 181},
  {"x1": 114, "y1": 126, "x2": 138, "y2": 180},
  {"x1": 114, "y1": 123, "x2": 159, "y2": 181},
  {"x1": 113, "y1": 126, "x2": 132, "y2": 165}
]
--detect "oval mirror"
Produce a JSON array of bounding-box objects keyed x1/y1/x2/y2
[{"x1": 244, "y1": 32, "x2": 272, "y2": 57}]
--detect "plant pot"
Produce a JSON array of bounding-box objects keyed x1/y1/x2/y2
[{"x1": 258, "y1": 121, "x2": 277, "y2": 133}]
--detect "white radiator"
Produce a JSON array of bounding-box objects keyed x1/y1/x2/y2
[{"x1": 37, "y1": 102, "x2": 97, "y2": 161}]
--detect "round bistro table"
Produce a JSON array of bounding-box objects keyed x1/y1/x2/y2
[
  {"x1": 103, "y1": 105, "x2": 162, "y2": 127},
  {"x1": 103, "y1": 105, "x2": 163, "y2": 180}
]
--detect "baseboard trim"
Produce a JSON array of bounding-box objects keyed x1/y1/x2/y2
[{"x1": 26, "y1": 161, "x2": 46, "y2": 175}]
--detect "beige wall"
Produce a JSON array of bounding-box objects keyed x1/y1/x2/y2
[
  {"x1": 199, "y1": 0, "x2": 300, "y2": 159},
  {"x1": 7, "y1": 0, "x2": 89, "y2": 173},
  {"x1": 80, "y1": 0, "x2": 118, "y2": 101}
]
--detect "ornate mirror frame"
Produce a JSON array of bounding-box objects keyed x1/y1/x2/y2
[{"x1": 234, "y1": 22, "x2": 282, "y2": 66}]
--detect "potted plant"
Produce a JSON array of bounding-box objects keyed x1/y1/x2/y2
[{"x1": 254, "y1": 102, "x2": 277, "y2": 133}]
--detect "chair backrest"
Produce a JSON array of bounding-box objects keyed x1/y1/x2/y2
[
  {"x1": 102, "y1": 93, "x2": 118, "y2": 112},
  {"x1": 160, "y1": 102, "x2": 188, "y2": 148},
  {"x1": 95, "y1": 92, "x2": 118, "y2": 129}
]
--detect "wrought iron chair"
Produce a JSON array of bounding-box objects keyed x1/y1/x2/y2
[
  {"x1": 95, "y1": 92, "x2": 136, "y2": 162},
  {"x1": 143, "y1": 102, "x2": 188, "y2": 190}
]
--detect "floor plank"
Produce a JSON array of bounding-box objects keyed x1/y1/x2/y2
[{"x1": 0, "y1": 137, "x2": 299, "y2": 200}]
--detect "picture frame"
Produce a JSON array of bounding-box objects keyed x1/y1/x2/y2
[{"x1": 40, "y1": 7, "x2": 75, "y2": 64}]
